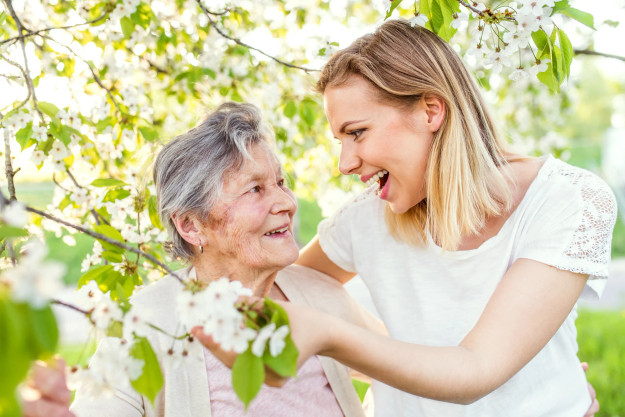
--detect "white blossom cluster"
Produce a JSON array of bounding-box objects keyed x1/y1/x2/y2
[
  {"x1": 176, "y1": 277, "x2": 289, "y2": 357},
  {"x1": 0, "y1": 240, "x2": 66, "y2": 309}
]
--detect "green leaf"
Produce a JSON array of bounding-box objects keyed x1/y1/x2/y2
[
  {"x1": 559, "y1": 7, "x2": 595, "y2": 29},
  {"x1": 283, "y1": 101, "x2": 297, "y2": 118},
  {"x1": 232, "y1": 349, "x2": 264, "y2": 410},
  {"x1": 38, "y1": 102, "x2": 59, "y2": 117},
  {"x1": 384, "y1": 0, "x2": 402, "y2": 20},
  {"x1": 263, "y1": 335, "x2": 298, "y2": 377},
  {"x1": 551, "y1": 0, "x2": 569, "y2": 15},
  {"x1": 531, "y1": 30, "x2": 550, "y2": 59},
  {"x1": 557, "y1": 29, "x2": 573, "y2": 79},
  {"x1": 0, "y1": 297, "x2": 32, "y2": 397},
  {"x1": 49, "y1": 124, "x2": 71, "y2": 146},
  {"x1": 99, "y1": 269, "x2": 124, "y2": 293},
  {"x1": 148, "y1": 195, "x2": 164, "y2": 230},
  {"x1": 107, "y1": 320, "x2": 123, "y2": 338},
  {"x1": 120, "y1": 16, "x2": 135, "y2": 38},
  {"x1": 27, "y1": 305, "x2": 59, "y2": 358},
  {"x1": 77, "y1": 265, "x2": 114, "y2": 289},
  {"x1": 102, "y1": 250, "x2": 124, "y2": 263},
  {"x1": 91, "y1": 178, "x2": 128, "y2": 187},
  {"x1": 138, "y1": 126, "x2": 158, "y2": 142},
  {"x1": 130, "y1": 337, "x2": 164, "y2": 406},
  {"x1": 351, "y1": 379, "x2": 370, "y2": 403},
  {"x1": 0, "y1": 226, "x2": 29, "y2": 239},
  {"x1": 15, "y1": 123, "x2": 34, "y2": 151},
  {"x1": 103, "y1": 188, "x2": 131, "y2": 203},
  {"x1": 58, "y1": 194, "x2": 72, "y2": 211},
  {"x1": 436, "y1": 0, "x2": 459, "y2": 42},
  {"x1": 94, "y1": 224, "x2": 126, "y2": 254},
  {"x1": 0, "y1": 11, "x2": 6, "y2": 26},
  {"x1": 537, "y1": 62, "x2": 559, "y2": 93},
  {"x1": 96, "y1": 116, "x2": 114, "y2": 133}
]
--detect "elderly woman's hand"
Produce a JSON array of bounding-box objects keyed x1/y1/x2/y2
[
  {"x1": 21, "y1": 358, "x2": 74, "y2": 417},
  {"x1": 192, "y1": 298, "x2": 335, "y2": 388}
]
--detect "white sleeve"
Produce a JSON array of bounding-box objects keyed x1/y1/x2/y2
[
  {"x1": 317, "y1": 202, "x2": 357, "y2": 273},
  {"x1": 518, "y1": 170, "x2": 618, "y2": 300}
]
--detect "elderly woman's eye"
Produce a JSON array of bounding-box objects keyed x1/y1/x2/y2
[
  {"x1": 277, "y1": 179, "x2": 285, "y2": 186},
  {"x1": 249, "y1": 186, "x2": 260, "y2": 193}
]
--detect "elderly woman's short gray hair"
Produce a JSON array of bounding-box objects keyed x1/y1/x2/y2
[{"x1": 153, "y1": 102, "x2": 274, "y2": 260}]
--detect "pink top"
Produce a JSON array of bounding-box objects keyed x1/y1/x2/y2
[{"x1": 204, "y1": 347, "x2": 344, "y2": 416}]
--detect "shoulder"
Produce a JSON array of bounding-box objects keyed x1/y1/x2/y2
[
  {"x1": 322, "y1": 186, "x2": 384, "y2": 228},
  {"x1": 544, "y1": 158, "x2": 617, "y2": 215},
  {"x1": 130, "y1": 266, "x2": 189, "y2": 310}
]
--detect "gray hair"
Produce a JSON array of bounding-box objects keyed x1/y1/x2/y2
[{"x1": 153, "y1": 102, "x2": 274, "y2": 260}]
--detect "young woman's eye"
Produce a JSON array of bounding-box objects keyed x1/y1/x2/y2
[{"x1": 347, "y1": 129, "x2": 365, "y2": 140}]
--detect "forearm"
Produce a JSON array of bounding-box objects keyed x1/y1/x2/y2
[{"x1": 320, "y1": 314, "x2": 493, "y2": 405}]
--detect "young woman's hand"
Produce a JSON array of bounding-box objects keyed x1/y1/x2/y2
[
  {"x1": 21, "y1": 358, "x2": 74, "y2": 417},
  {"x1": 193, "y1": 299, "x2": 337, "y2": 387},
  {"x1": 582, "y1": 362, "x2": 600, "y2": 417}
]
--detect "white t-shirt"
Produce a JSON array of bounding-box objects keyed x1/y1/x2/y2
[{"x1": 318, "y1": 155, "x2": 618, "y2": 417}]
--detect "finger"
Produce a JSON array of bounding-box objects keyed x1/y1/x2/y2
[
  {"x1": 29, "y1": 359, "x2": 71, "y2": 406},
  {"x1": 587, "y1": 382, "x2": 596, "y2": 399},
  {"x1": 581, "y1": 362, "x2": 589, "y2": 372},
  {"x1": 583, "y1": 399, "x2": 600, "y2": 417},
  {"x1": 23, "y1": 398, "x2": 75, "y2": 417},
  {"x1": 191, "y1": 327, "x2": 238, "y2": 369}
]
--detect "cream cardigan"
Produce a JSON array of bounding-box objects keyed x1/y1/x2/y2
[{"x1": 71, "y1": 264, "x2": 384, "y2": 417}]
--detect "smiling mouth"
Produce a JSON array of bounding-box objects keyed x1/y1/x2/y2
[
  {"x1": 264, "y1": 226, "x2": 289, "y2": 236},
  {"x1": 365, "y1": 169, "x2": 389, "y2": 193}
]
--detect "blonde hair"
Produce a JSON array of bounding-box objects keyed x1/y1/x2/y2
[{"x1": 316, "y1": 19, "x2": 513, "y2": 251}]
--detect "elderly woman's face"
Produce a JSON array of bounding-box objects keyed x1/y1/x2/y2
[{"x1": 202, "y1": 142, "x2": 299, "y2": 270}]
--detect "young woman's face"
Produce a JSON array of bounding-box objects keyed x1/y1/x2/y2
[{"x1": 324, "y1": 76, "x2": 442, "y2": 214}]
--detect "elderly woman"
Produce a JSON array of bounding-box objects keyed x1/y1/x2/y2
[{"x1": 23, "y1": 102, "x2": 383, "y2": 417}]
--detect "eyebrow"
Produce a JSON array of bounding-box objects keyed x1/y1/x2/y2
[{"x1": 339, "y1": 119, "x2": 367, "y2": 134}]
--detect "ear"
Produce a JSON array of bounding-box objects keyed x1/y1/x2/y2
[
  {"x1": 422, "y1": 95, "x2": 446, "y2": 133},
  {"x1": 172, "y1": 213, "x2": 204, "y2": 246}
]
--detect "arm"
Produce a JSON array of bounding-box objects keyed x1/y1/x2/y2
[
  {"x1": 287, "y1": 258, "x2": 588, "y2": 404},
  {"x1": 296, "y1": 235, "x2": 356, "y2": 284}
]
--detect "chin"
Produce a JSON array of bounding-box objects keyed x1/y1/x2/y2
[{"x1": 388, "y1": 200, "x2": 411, "y2": 215}]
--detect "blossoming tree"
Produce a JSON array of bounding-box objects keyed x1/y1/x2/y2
[{"x1": 0, "y1": 0, "x2": 621, "y2": 414}]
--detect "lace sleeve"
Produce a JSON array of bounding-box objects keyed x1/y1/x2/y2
[{"x1": 551, "y1": 165, "x2": 618, "y2": 280}]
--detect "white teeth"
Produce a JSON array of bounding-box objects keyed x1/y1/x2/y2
[
  {"x1": 365, "y1": 169, "x2": 388, "y2": 188},
  {"x1": 264, "y1": 227, "x2": 288, "y2": 236}
]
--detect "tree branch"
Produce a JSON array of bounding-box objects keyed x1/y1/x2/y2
[
  {"x1": 195, "y1": 0, "x2": 318, "y2": 73},
  {"x1": 1, "y1": 112, "x2": 18, "y2": 201},
  {"x1": 22, "y1": 204, "x2": 183, "y2": 283},
  {"x1": 574, "y1": 49, "x2": 625, "y2": 62},
  {"x1": 0, "y1": 14, "x2": 109, "y2": 45},
  {"x1": 51, "y1": 299, "x2": 90, "y2": 315},
  {"x1": 2, "y1": 0, "x2": 45, "y2": 121},
  {"x1": 0, "y1": 54, "x2": 32, "y2": 123},
  {"x1": 458, "y1": 0, "x2": 484, "y2": 16}
]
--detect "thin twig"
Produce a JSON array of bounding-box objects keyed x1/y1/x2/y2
[
  {"x1": 0, "y1": 14, "x2": 109, "y2": 45},
  {"x1": 63, "y1": 169, "x2": 109, "y2": 226},
  {"x1": 195, "y1": 0, "x2": 318, "y2": 73},
  {"x1": 2, "y1": 0, "x2": 45, "y2": 121},
  {"x1": 457, "y1": 0, "x2": 484, "y2": 16},
  {"x1": 125, "y1": 47, "x2": 170, "y2": 74},
  {"x1": 574, "y1": 49, "x2": 625, "y2": 62},
  {"x1": 39, "y1": 35, "x2": 123, "y2": 116},
  {"x1": 0, "y1": 54, "x2": 32, "y2": 122},
  {"x1": 51, "y1": 299, "x2": 90, "y2": 315},
  {"x1": 2, "y1": 113, "x2": 18, "y2": 201},
  {"x1": 22, "y1": 204, "x2": 183, "y2": 283}
]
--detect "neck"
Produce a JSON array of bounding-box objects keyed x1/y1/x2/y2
[{"x1": 191, "y1": 256, "x2": 278, "y2": 298}]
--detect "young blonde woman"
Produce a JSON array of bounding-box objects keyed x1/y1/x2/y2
[{"x1": 200, "y1": 19, "x2": 616, "y2": 416}]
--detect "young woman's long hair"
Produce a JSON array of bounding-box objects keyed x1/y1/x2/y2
[{"x1": 316, "y1": 19, "x2": 514, "y2": 251}]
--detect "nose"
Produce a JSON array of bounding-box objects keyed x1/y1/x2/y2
[
  {"x1": 269, "y1": 183, "x2": 297, "y2": 216},
  {"x1": 338, "y1": 140, "x2": 361, "y2": 176}
]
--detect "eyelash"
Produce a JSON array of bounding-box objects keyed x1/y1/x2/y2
[
  {"x1": 249, "y1": 179, "x2": 285, "y2": 193},
  {"x1": 347, "y1": 129, "x2": 365, "y2": 140}
]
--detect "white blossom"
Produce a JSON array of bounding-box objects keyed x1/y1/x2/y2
[
  {"x1": 528, "y1": 60, "x2": 549, "y2": 76},
  {"x1": 252, "y1": 322, "x2": 276, "y2": 357},
  {"x1": 91, "y1": 294, "x2": 123, "y2": 329},
  {"x1": 2, "y1": 201, "x2": 28, "y2": 227},
  {"x1": 93, "y1": 101, "x2": 112, "y2": 122},
  {"x1": 74, "y1": 280, "x2": 103, "y2": 310},
  {"x1": 450, "y1": 12, "x2": 468, "y2": 29},
  {"x1": 484, "y1": 50, "x2": 512, "y2": 74},
  {"x1": 30, "y1": 150, "x2": 47, "y2": 166},
  {"x1": 32, "y1": 124, "x2": 48, "y2": 142},
  {"x1": 49, "y1": 142, "x2": 70, "y2": 161},
  {"x1": 221, "y1": 326, "x2": 257, "y2": 354},
  {"x1": 123, "y1": 305, "x2": 153, "y2": 340},
  {"x1": 509, "y1": 68, "x2": 530, "y2": 81},
  {"x1": 409, "y1": 14, "x2": 428, "y2": 28},
  {"x1": 269, "y1": 325, "x2": 289, "y2": 357},
  {"x1": 2, "y1": 241, "x2": 66, "y2": 308},
  {"x1": 71, "y1": 188, "x2": 89, "y2": 205}
]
